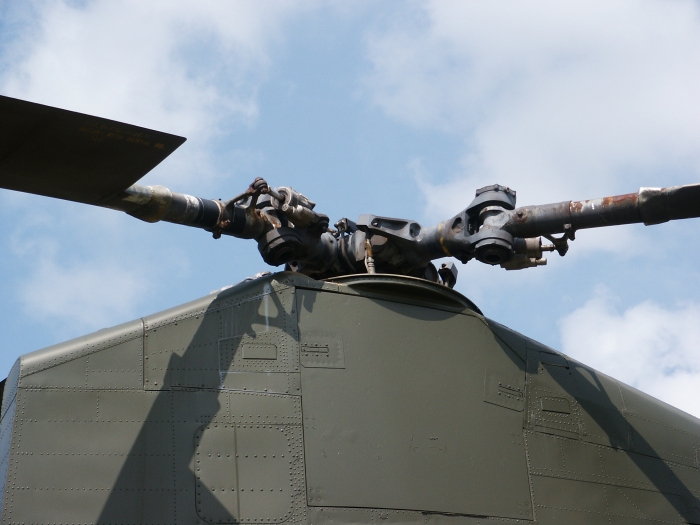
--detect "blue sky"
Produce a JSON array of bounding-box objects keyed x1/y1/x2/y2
[{"x1": 2, "y1": 0, "x2": 700, "y2": 415}]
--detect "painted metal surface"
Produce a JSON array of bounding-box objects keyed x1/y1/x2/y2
[
  {"x1": 0, "y1": 95, "x2": 185, "y2": 205},
  {"x1": 297, "y1": 288, "x2": 532, "y2": 519},
  {"x1": 0, "y1": 272, "x2": 698, "y2": 524}
]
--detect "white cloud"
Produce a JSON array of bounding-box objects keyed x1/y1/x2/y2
[
  {"x1": 367, "y1": 1, "x2": 700, "y2": 235},
  {"x1": 19, "y1": 255, "x2": 149, "y2": 333},
  {"x1": 560, "y1": 287, "x2": 700, "y2": 418},
  {"x1": 2, "y1": 196, "x2": 190, "y2": 335},
  {"x1": 0, "y1": 0, "x2": 310, "y2": 189}
]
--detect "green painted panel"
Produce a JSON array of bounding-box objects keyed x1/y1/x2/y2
[
  {"x1": 19, "y1": 319, "x2": 143, "y2": 389},
  {"x1": 531, "y1": 474, "x2": 700, "y2": 524},
  {"x1": 220, "y1": 371, "x2": 301, "y2": 395},
  {"x1": 298, "y1": 289, "x2": 531, "y2": 520},
  {"x1": 143, "y1": 280, "x2": 297, "y2": 391},
  {"x1": 195, "y1": 424, "x2": 239, "y2": 523},
  {"x1": 620, "y1": 382, "x2": 700, "y2": 468}
]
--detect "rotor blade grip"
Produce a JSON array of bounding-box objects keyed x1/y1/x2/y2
[
  {"x1": 507, "y1": 194, "x2": 645, "y2": 237},
  {"x1": 102, "y1": 184, "x2": 222, "y2": 230},
  {"x1": 505, "y1": 182, "x2": 700, "y2": 238},
  {"x1": 569, "y1": 192, "x2": 641, "y2": 229},
  {"x1": 504, "y1": 201, "x2": 572, "y2": 238},
  {"x1": 506, "y1": 194, "x2": 642, "y2": 237}
]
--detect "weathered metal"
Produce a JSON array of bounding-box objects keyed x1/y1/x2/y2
[
  {"x1": 5, "y1": 93, "x2": 699, "y2": 286},
  {"x1": 88, "y1": 179, "x2": 700, "y2": 286},
  {"x1": 2, "y1": 96, "x2": 700, "y2": 524}
]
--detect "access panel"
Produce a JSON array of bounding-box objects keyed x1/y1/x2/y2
[{"x1": 297, "y1": 289, "x2": 532, "y2": 520}]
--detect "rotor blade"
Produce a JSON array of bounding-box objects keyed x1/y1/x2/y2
[
  {"x1": 643, "y1": 183, "x2": 700, "y2": 223},
  {"x1": 0, "y1": 95, "x2": 186, "y2": 205}
]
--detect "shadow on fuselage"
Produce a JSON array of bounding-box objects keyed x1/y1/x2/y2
[
  {"x1": 538, "y1": 356, "x2": 700, "y2": 522},
  {"x1": 97, "y1": 279, "x2": 302, "y2": 523}
]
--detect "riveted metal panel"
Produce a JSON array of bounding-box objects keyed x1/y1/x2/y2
[
  {"x1": 568, "y1": 363, "x2": 628, "y2": 449},
  {"x1": 195, "y1": 424, "x2": 239, "y2": 523},
  {"x1": 211, "y1": 276, "x2": 301, "y2": 395},
  {"x1": 0, "y1": 361, "x2": 19, "y2": 519},
  {"x1": 87, "y1": 336, "x2": 143, "y2": 389},
  {"x1": 236, "y1": 424, "x2": 297, "y2": 523},
  {"x1": 0, "y1": 275, "x2": 304, "y2": 525},
  {"x1": 525, "y1": 345, "x2": 581, "y2": 439},
  {"x1": 526, "y1": 336, "x2": 700, "y2": 462},
  {"x1": 619, "y1": 382, "x2": 700, "y2": 469},
  {"x1": 300, "y1": 332, "x2": 344, "y2": 369},
  {"x1": 484, "y1": 370, "x2": 525, "y2": 412},
  {"x1": 0, "y1": 400, "x2": 14, "y2": 510},
  {"x1": 541, "y1": 396, "x2": 570, "y2": 414},
  {"x1": 171, "y1": 389, "x2": 231, "y2": 522},
  {"x1": 539, "y1": 351, "x2": 568, "y2": 368},
  {"x1": 143, "y1": 278, "x2": 297, "y2": 391},
  {"x1": 525, "y1": 430, "x2": 700, "y2": 523},
  {"x1": 194, "y1": 391, "x2": 305, "y2": 525},
  {"x1": 219, "y1": 282, "x2": 296, "y2": 340},
  {"x1": 307, "y1": 507, "x2": 517, "y2": 525},
  {"x1": 526, "y1": 431, "x2": 602, "y2": 484},
  {"x1": 17, "y1": 355, "x2": 88, "y2": 388},
  {"x1": 3, "y1": 388, "x2": 176, "y2": 525},
  {"x1": 3, "y1": 385, "x2": 236, "y2": 525},
  {"x1": 298, "y1": 289, "x2": 531, "y2": 520},
  {"x1": 18, "y1": 319, "x2": 143, "y2": 379},
  {"x1": 221, "y1": 371, "x2": 301, "y2": 395},
  {"x1": 20, "y1": 335, "x2": 143, "y2": 390},
  {"x1": 218, "y1": 286, "x2": 299, "y2": 376},
  {"x1": 530, "y1": 473, "x2": 700, "y2": 525},
  {"x1": 229, "y1": 391, "x2": 302, "y2": 426},
  {"x1": 220, "y1": 331, "x2": 290, "y2": 373},
  {"x1": 144, "y1": 306, "x2": 220, "y2": 390},
  {"x1": 242, "y1": 343, "x2": 278, "y2": 359}
]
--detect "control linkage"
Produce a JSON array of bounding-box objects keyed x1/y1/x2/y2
[
  {"x1": 4, "y1": 96, "x2": 698, "y2": 289},
  {"x1": 111, "y1": 178, "x2": 700, "y2": 288}
]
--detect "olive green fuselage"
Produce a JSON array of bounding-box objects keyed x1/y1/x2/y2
[{"x1": 0, "y1": 272, "x2": 698, "y2": 524}]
